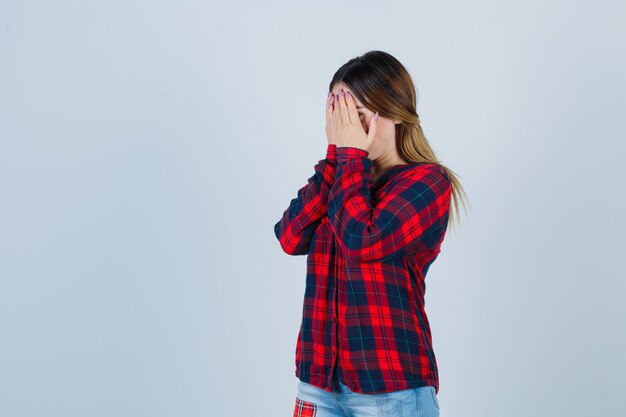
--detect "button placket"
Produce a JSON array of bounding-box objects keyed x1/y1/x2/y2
[
  {"x1": 328, "y1": 248, "x2": 339, "y2": 389},
  {"x1": 328, "y1": 237, "x2": 343, "y2": 391}
]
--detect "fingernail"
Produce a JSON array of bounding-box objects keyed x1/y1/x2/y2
[{"x1": 374, "y1": 112, "x2": 379, "y2": 120}]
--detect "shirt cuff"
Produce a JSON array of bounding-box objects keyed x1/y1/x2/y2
[
  {"x1": 325, "y1": 144, "x2": 337, "y2": 163},
  {"x1": 336, "y1": 146, "x2": 370, "y2": 164}
]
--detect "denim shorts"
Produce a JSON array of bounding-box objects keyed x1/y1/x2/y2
[{"x1": 293, "y1": 379, "x2": 440, "y2": 417}]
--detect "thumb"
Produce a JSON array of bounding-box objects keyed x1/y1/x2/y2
[{"x1": 367, "y1": 112, "x2": 379, "y2": 140}]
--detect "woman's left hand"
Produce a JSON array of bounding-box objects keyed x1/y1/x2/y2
[{"x1": 330, "y1": 89, "x2": 378, "y2": 152}]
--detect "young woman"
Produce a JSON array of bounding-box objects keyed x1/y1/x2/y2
[{"x1": 274, "y1": 50, "x2": 468, "y2": 417}]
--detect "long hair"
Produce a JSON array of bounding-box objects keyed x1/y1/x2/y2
[{"x1": 328, "y1": 50, "x2": 469, "y2": 233}]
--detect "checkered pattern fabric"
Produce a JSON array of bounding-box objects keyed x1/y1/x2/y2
[
  {"x1": 293, "y1": 397, "x2": 317, "y2": 417},
  {"x1": 275, "y1": 144, "x2": 451, "y2": 395}
]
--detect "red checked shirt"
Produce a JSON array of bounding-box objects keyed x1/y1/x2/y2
[{"x1": 274, "y1": 144, "x2": 452, "y2": 395}]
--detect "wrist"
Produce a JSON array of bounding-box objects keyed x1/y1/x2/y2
[
  {"x1": 336, "y1": 146, "x2": 369, "y2": 164},
  {"x1": 326, "y1": 143, "x2": 337, "y2": 163}
]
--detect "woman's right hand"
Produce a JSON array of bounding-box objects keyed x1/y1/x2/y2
[{"x1": 325, "y1": 91, "x2": 336, "y2": 145}]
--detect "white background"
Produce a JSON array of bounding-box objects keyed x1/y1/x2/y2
[{"x1": 1, "y1": 1, "x2": 624, "y2": 416}]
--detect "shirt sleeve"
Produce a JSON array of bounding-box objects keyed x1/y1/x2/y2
[
  {"x1": 274, "y1": 144, "x2": 337, "y2": 255},
  {"x1": 328, "y1": 146, "x2": 452, "y2": 263}
]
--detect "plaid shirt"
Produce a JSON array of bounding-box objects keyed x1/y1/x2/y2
[{"x1": 274, "y1": 144, "x2": 452, "y2": 395}]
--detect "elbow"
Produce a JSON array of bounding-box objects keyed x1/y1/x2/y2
[
  {"x1": 278, "y1": 238, "x2": 308, "y2": 256},
  {"x1": 274, "y1": 221, "x2": 282, "y2": 241},
  {"x1": 275, "y1": 223, "x2": 307, "y2": 256}
]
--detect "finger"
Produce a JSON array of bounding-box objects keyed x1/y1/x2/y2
[
  {"x1": 344, "y1": 91, "x2": 359, "y2": 125},
  {"x1": 332, "y1": 91, "x2": 341, "y2": 124},
  {"x1": 337, "y1": 89, "x2": 350, "y2": 124},
  {"x1": 367, "y1": 112, "x2": 379, "y2": 141},
  {"x1": 326, "y1": 91, "x2": 333, "y2": 120}
]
